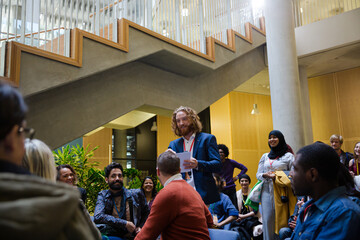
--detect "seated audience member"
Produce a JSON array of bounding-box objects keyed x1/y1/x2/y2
[
  {"x1": 94, "y1": 162, "x2": 149, "y2": 239},
  {"x1": 57, "y1": 164, "x2": 87, "y2": 203},
  {"x1": 330, "y1": 134, "x2": 353, "y2": 167},
  {"x1": 338, "y1": 162, "x2": 360, "y2": 206},
  {"x1": 210, "y1": 174, "x2": 239, "y2": 229},
  {"x1": 279, "y1": 197, "x2": 307, "y2": 240},
  {"x1": 290, "y1": 142, "x2": 360, "y2": 240},
  {"x1": 218, "y1": 144, "x2": 248, "y2": 208},
  {"x1": 141, "y1": 176, "x2": 157, "y2": 209},
  {"x1": 23, "y1": 138, "x2": 56, "y2": 182},
  {"x1": 235, "y1": 174, "x2": 263, "y2": 240},
  {"x1": 135, "y1": 151, "x2": 213, "y2": 240},
  {"x1": 349, "y1": 142, "x2": 360, "y2": 177},
  {"x1": 0, "y1": 81, "x2": 101, "y2": 240}
]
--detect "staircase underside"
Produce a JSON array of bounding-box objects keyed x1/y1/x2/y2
[{"x1": 3, "y1": 19, "x2": 267, "y2": 148}]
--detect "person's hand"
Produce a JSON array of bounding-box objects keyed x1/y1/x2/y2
[
  {"x1": 297, "y1": 198, "x2": 305, "y2": 209},
  {"x1": 263, "y1": 172, "x2": 275, "y2": 179},
  {"x1": 232, "y1": 176, "x2": 239, "y2": 182},
  {"x1": 213, "y1": 222, "x2": 223, "y2": 228},
  {"x1": 237, "y1": 214, "x2": 247, "y2": 221},
  {"x1": 184, "y1": 157, "x2": 198, "y2": 169},
  {"x1": 135, "y1": 227, "x2": 141, "y2": 234},
  {"x1": 125, "y1": 221, "x2": 136, "y2": 233},
  {"x1": 166, "y1": 149, "x2": 176, "y2": 155},
  {"x1": 350, "y1": 171, "x2": 355, "y2": 178},
  {"x1": 288, "y1": 216, "x2": 297, "y2": 229}
]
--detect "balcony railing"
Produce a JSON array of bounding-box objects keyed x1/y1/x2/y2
[
  {"x1": 292, "y1": 0, "x2": 360, "y2": 27},
  {"x1": 0, "y1": 0, "x2": 264, "y2": 60}
]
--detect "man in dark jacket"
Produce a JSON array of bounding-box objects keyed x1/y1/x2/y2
[{"x1": 94, "y1": 162, "x2": 149, "y2": 239}]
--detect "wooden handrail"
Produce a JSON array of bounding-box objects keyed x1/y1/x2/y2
[
  {"x1": 0, "y1": 27, "x2": 66, "y2": 41},
  {"x1": 0, "y1": 17, "x2": 266, "y2": 86},
  {"x1": 89, "y1": 0, "x2": 123, "y2": 18}
]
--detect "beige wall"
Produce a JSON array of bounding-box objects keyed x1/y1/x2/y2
[
  {"x1": 210, "y1": 92, "x2": 273, "y2": 190},
  {"x1": 308, "y1": 66, "x2": 360, "y2": 152},
  {"x1": 83, "y1": 127, "x2": 112, "y2": 170}
]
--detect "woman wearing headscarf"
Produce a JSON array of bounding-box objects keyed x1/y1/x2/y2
[{"x1": 256, "y1": 130, "x2": 294, "y2": 240}]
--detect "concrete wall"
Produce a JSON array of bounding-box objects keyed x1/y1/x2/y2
[
  {"x1": 295, "y1": 8, "x2": 360, "y2": 57},
  {"x1": 25, "y1": 46, "x2": 266, "y2": 149}
]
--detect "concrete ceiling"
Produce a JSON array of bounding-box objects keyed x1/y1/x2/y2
[
  {"x1": 85, "y1": 110, "x2": 156, "y2": 136},
  {"x1": 298, "y1": 41, "x2": 360, "y2": 77}
]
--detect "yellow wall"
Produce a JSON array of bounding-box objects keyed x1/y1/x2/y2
[
  {"x1": 210, "y1": 94, "x2": 233, "y2": 158},
  {"x1": 308, "y1": 66, "x2": 360, "y2": 152},
  {"x1": 210, "y1": 92, "x2": 273, "y2": 190},
  {"x1": 79, "y1": 67, "x2": 360, "y2": 186},
  {"x1": 157, "y1": 115, "x2": 178, "y2": 156},
  {"x1": 83, "y1": 127, "x2": 112, "y2": 170}
]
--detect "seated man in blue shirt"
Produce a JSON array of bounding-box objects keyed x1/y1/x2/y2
[
  {"x1": 209, "y1": 174, "x2": 239, "y2": 229},
  {"x1": 290, "y1": 143, "x2": 360, "y2": 240}
]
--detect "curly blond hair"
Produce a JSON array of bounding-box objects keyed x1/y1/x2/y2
[{"x1": 171, "y1": 106, "x2": 202, "y2": 137}]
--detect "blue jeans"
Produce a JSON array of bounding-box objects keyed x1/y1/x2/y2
[{"x1": 279, "y1": 227, "x2": 293, "y2": 240}]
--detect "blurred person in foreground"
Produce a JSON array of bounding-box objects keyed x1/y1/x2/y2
[
  {"x1": 23, "y1": 138, "x2": 56, "y2": 182},
  {"x1": 0, "y1": 80, "x2": 101, "y2": 240},
  {"x1": 135, "y1": 151, "x2": 213, "y2": 240},
  {"x1": 289, "y1": 142, "x2": 360, "y2": 240}
]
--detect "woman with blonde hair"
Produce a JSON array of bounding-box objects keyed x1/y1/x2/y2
[{"x1": 22, "y1": 138, "x2": 56, "y2": 182}]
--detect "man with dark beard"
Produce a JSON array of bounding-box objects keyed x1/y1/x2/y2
[
  {"x1": 168, "y1": 106, "x2": 222, "y2": 205},
  {"x1": 94, "y1": 162, "x2": 149, "y2": 239},
  {"x1": 289, "y1": 143, "x2": 360, "y2": 240}
]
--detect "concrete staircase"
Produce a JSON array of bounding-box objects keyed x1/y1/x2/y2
[{"x1": 1, "y1": 19, "x2": 266, "y2": 148}]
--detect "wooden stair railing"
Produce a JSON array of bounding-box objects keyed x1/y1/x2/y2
[{"x1": 0, "y1": 17, "x2": 266, "y2": 86}]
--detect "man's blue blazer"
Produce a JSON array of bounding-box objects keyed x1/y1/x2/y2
[{"x1": 168, "y1": 132, "x2": 222, "y2": 204}]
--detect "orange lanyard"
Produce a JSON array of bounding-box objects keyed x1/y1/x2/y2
[
  {"x1": 269, "y1": 156, "x2": 279, "y2": 168},
  {"x1": 183, "y1": 138, "x2": 195, "y2": 152}
]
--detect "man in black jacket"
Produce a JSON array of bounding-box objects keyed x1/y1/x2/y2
[{"x1": 94, "y1": 162, "x2": 149, "y2": 239}]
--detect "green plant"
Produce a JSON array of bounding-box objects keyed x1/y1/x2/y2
[
  {"x1": 54, "y1": 144, "x2": 163, "y2": 213},
  {"x1": 54, "y1": 144, "x2": 107, "y2": 214},
  {"x1": 155, "y1": 177, "x2": 163, "y2": 192},
  {"x1": 123, "y1": 168, "x2": 142, "y2": 189}
]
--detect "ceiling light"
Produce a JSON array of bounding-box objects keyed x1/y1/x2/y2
[
  {"x1": 251, "y1": 104, "x2": 260, "y2": 115},
  {"x1": 151, "y1": 121, "x2": 158, "y2": 131}
]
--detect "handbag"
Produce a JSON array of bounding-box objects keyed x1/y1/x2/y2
[{"x1": 244, "y1": 180, "x2": 263, "y2": 211}]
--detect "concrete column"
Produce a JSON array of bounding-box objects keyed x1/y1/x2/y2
[
  {"x1": 265, "y1": 0, "x2": 305, "y2": 152},
  {"x1": 299, "y1": 66, "x2": 313, "y2": 145},
  {"x1": 114, "y1": 129, "x2": 128, "y2": 167}
]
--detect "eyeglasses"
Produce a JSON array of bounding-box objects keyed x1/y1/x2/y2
[{"x1": 18, "y1": 127, "x2": 35, "y2": 140}]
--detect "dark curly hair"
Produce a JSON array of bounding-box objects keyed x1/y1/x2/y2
[
  {"x1": 0, "y1": 81, "x2": 28, "y2": 141},
  {"x1": 105, "y1": 162, "x2": 124, "y2": 178},
  {"x1": 217, "y1": 144, "x2": 229, "y2": 158},
  {"x1": 141, "y1": 176, "x2": 157, "y2": 198},
  {"x1": 56, "y1": 164, "x2": 77, "y2": 183}
]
